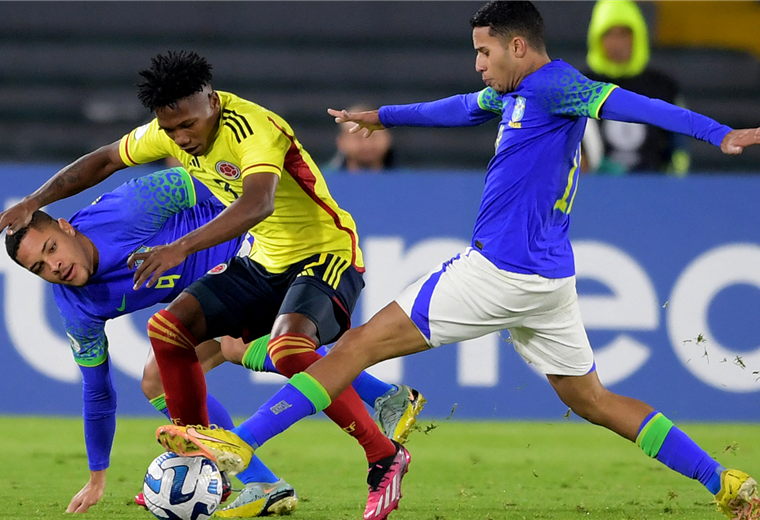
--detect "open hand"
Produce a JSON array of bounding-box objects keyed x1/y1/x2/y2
[
  {"x1": 327, "y1": 108, "x2": 386, "y2": 137},
  {"x1": 128, "y1": 242, "x2": 187, "y2": 290},
  {"x1": 721, "y1": 128, "x2": 760, "y2": 155}
]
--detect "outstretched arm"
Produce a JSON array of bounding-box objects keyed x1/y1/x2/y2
[
  {"x1": 67, "y1": 360, "x2": 117, "y2": 513},
  {"x1": 328, "y1": 91, "x2": 499, "y2": 134},
  {"x1": 0, "y1": 142, "x2": 126, "y2": 235},
  {"x1": 599, "y1": 89, "x2": 760, "y2": 154}
]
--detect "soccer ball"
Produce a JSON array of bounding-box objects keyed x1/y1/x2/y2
[{"x1": 143, "y1": 452, "x2": 223, "y2": 520}]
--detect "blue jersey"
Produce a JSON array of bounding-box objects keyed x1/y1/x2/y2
[
  {"x1": 53, "y1": 168, "x2": 243, "y2": 368},
  {"x1": 380, "y1": 60, "x2": 617, "y2": 278}
]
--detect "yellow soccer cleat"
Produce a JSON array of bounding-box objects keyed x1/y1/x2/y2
[
  {"x1": 715, "y1": 469, "x2": 760, "y2": 520},
  {"x1": 374, "y1": 385, "x2": 427, "y2": 445},
  {"x1": 215, "y1": 479, "x2": 298, "y2": 518},
  {"x1": 156, "y1": 424, "x2": 254, "y2": 476}
]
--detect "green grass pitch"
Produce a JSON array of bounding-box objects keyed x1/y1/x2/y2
[{"x1": 1, "y1": 416, "x2": 758, "y2": 519}]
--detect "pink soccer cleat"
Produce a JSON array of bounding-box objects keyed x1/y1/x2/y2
[{"x1": 364, "y1": 442, "x2": 411, "y2": 520}]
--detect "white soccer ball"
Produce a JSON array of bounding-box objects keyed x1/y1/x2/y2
[{"x1": 143, "y1": 452, "x2": 223, "y2": 520}]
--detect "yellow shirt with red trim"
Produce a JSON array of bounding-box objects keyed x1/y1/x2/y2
[{"x1": 119, "y1": 91, "x2": 363, "y2": 273}]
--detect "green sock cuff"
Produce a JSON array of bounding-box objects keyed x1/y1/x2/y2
[
  {"x1": 290, "y1": 372, "x2": 331, "y2": 412},
  {"x1": 636, "y1": 412, "x2": 674, "y2": 458},
  {"x1": 149, "y1": 394, "x2": 167, "y2": 412},
  {"x1": 241, "y1": 334, "x2": 271, "y2": 371}
]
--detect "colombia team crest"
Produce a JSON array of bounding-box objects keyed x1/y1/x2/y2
[
  {"x1": 216, "y1": 161, "x2": 241, "y2": 180},
  {"x1": 208, "y1": 263, "x2": 228, "y2": 275}
]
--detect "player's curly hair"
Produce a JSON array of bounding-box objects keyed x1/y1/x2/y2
[
  {"x1": 470, "y1": 1, "x2": 546, "y2": 53},
  {"x1": 137, "y1": 51, "x2": 213, "y2": 112},
  {"x1": 4, "y1": 211, "x2": 55, "y2": 267}
]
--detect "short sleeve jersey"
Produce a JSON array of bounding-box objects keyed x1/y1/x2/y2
[
  {"x1": 119, "y1": 91, "x2": 364, "y2": 274},
  {"x1": 468, "y1": 60, "x2": 616, "y2": 278},
  {"x1": 53, "y1": 168, "x2": 243, "y2": 367}
]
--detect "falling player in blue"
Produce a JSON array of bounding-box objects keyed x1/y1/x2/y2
[
  {"x1": 3, "y1": 167, "x2": 296, "y2": 513},
  {"x1": 154, "y1": 3, "x2": 760, "y2": 520},
  {"x1": 4, "y1": 167, "x2": 408, "y2": 516}
]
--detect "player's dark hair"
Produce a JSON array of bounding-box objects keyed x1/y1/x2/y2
[
  {"x1": 137, "y1": 51, "x2": 213, "y2": 112},
  {"x1": 470, "y1": 1, "x2": 546, "y2": 53},
  {"x1": 4, "y1": 211, "x2": 56, "y2": 267}
]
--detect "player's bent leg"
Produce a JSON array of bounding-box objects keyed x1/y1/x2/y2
[
  {"x1": 149, "y1": 293, "x2": 212, "y2": 426},
  {"x1": 548, "y1": 371, "x2": 759, "y2": 517},
  {"x1": 142, "y1": 338, "x2": 226, "y2": 403},
  {"x1": 164, "y1": 291, "x2": 210, "y2": 343},
  {"x1": 141, "y1": 349, "x2": 164, "y2": 402},
  {"x1": 268, "y1": 313, "x2": 397, "y2": 463},
  {"x1": 221, "y1": 335, "x2": 252, "y2": 365},
  {"x1": 547, "y1": 370, "x2": 652, "y2": 441},
  {"x1": 240, "y1": 333, "x2": 425, "y2": 444},
  {"x1": 197, "y1": 338, "x2": 228, "y2": 373},
  {"x1": 307, "y1": 302, "x2": 430, "y2": 400}
]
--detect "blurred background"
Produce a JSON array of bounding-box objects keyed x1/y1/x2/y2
[{"x1": 1, "y1": 0, "x2": 759, "y2": 172}]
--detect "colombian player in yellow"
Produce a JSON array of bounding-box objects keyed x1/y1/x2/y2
[{"x1": 0, "y1": 51, "x2": 422, "y2": 518}]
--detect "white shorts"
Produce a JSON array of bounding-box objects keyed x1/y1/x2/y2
[{"x1": 395, "y1": 248, "x2": 594, "y2": 376}]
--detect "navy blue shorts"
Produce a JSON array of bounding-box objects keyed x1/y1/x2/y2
[{"x1": 184, "y1": 253, "x2": 364, "y2": 345}]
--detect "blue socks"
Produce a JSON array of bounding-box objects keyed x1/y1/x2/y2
[
  {"x1": 207, "y1": 394, "x2": 234, "y2": 429},
  {"x1": 351, "y1": 373, "x2": 396, "y2": 406},
  {"x1": 637, "y1": 411, "x2": 724, "y2": 495},
  {"x1": 656, "y1": 426, "x2": 724, "y2": 494},
  {"x1": 233, "y1": 381, "x2": 319, "y2": 449},
  {"x1": 235, "y1": 456, "x2": 279, "y2": 485}
]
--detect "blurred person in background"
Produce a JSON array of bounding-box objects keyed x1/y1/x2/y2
[
  {"x1": 582, "y1": 0, "x2": 689, "y2": 175},
  {"x1": 324, "y1": 104, "x2": 395, "y2": 173}
]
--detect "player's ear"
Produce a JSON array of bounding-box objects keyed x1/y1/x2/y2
[
  {"x1": 512, "y1": 36, "x2": 528, "y2": 59},
  {"x1": 57, "y1": 218, "x2": 75, "y2": 236},
  {"x1": 209, "y1": 90, "x2": 220, "y2": 111}
]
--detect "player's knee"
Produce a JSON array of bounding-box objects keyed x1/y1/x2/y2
[
  {"x1": 329, "y1": 326, "x2": 382, "y2": 367},
  {"x1": 163, "y1": 293, "x2": 207, "y2": 341},
  {"x1": 565, "y1": 389, "x2": 610, "y2": 422},
  {"x1": 267, "y1": 334, "x2": 320, "y2": 377}
]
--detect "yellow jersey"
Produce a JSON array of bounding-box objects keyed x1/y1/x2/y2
[{"x1": 119, "y1": 91, "x2": 364, "y2": 273}]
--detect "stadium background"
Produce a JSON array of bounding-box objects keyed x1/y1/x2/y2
[{"x1": 1, "y1": 1, "x2": 759, "y2": 422}]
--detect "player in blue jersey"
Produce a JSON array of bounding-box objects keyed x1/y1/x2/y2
[
  {"x1": 4, "y1": 167, "x2": 416, "y2": 516},
  {"x1": 154, "y1": 3, "x2": 760, "y2": 520},
  {"x1": 2, "y1": 167, "x2": 299, "y2": 514}
]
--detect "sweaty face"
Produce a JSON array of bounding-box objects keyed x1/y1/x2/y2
[
  {"x1": 473, "y1": 26, "x2": 518, "y2": 94},
  {"x1": 15, "y1": 220, "x2": 95, "y2": 287},
  {"x1": 601, "y1": 25, "x2": 634, "y2": 64},
  {"x1": 155, "y1": 86, "x2": 221, "y2": 156}
]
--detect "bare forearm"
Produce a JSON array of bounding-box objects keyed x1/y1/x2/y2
[
  {"x1": 176, "y1": 197, "x2": 272, "y2": 256},
  {"x1": 28, "y1": 144, "x2": 124, "y2": 207}
]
